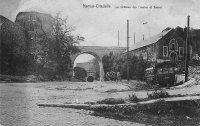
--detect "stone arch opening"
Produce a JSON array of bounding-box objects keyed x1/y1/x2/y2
[
  {"x1": 72, "y1": 52, "x2": 104, "y2": 81},
  {"x1": 87, "y1": 76, "x2": 94, "y2": 82}
]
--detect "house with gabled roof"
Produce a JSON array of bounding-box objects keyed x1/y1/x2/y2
[{"x1": 129, "y1": 27, "x2": 187, "y2": 64}]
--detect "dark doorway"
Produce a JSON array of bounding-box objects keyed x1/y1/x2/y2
[{"x1": 170, "y1": 52, "x2": 177, "y2": 63}]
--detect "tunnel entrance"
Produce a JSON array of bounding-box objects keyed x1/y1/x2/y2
[
  {"x1": 73, "y1": 53, "x2": 102, "y2": 81},
  {"x1": 87, "y1": 76, "x2": 94, "y2": 82}
]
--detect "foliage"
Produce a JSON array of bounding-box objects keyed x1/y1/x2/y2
[
  {"x1": 0, "y1": 13, "x2": 84, "y2": 80},
  {"x1": 84, "y1": 101, "x2": 95, "y2": 105},
  {"x1": 190, "y1": 59, "x2": 200, "y2": 67},
  {"x1": 92, "y1": 99, "x2": 200, "y2": 126},
  {"x1": 87, "y1": 76, "x2": 94, "y2": 82},
  {"x1": 74, "y1": 67, "x2": 87, "y2": 80},
  {"x1": 102, "y1": 52, "x2": 150, "y2": 81},
  {"x1": 129, "y1": 93, "x2": 140, "y2": 102},
  {"x1": 129, "y1": 55, "x2": 148, "y2": 80},
  {"x1": 102, "y1": 52, "x2": 115, "y2": 74},
  {"x1": 0, "y1": 18, "x2": 30, "y2": 76},
  {"x1": 27, "y1": 12, "x2": 84, "y2": 79},
  {"x1": 93, "y1": 99, "x2": 200, "y2": 116},
  {"x1": 105, "y1": 71, "x2": 117, "y2": 81},
  {"x1": 96, "y1": 98, "x2": 125, "y2": 105},
  {"x1": 148, "y1": 90, "x2": 170, "y2": 99}
]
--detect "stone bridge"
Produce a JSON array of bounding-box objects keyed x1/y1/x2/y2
[{"x1": 71, "y1": 46, "x2": 126, "y2": 81}]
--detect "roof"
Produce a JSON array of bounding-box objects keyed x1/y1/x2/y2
[
  {"x1": 16, "y1": 11, "x2": 53, "y2": 20},
  {"x1": 0, "y1": 15, "x2": 25, "y2": 30},
  {"x1": 129, "y1": 28, "x2": 172, "y2": 51},
  {"x1": 191, "y1": 29, "x2": 200, "y2": 38},
  {"x1": 0, "y1": 15, "x2": 12, "y2": 23}
]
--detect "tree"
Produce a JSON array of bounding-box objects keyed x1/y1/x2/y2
[
  {"x1": 102, "y1": 52, "x2": 149, "y2": 81},
  {"x1": 74, "y1": 67, "x2": 87, "y2": 80},
  {"x1": 102, "y1": 52, "x2": 115, "y2": 74},
  {"x1": 30, "y1": 12, "x2": 84, "y2": 79},
  {"x1": 0, "y1": 16, "x2": 30, "y2": 76}
]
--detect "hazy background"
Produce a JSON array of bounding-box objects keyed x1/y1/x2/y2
[
  {"x1": 1, "y1": 0, "x2": 200, "y2": 62},
  {"x1": 1, "y1": 0, "x2": 200, "y2": 47}
]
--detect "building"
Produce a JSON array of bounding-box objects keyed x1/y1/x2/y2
[
  {"x1": 175, "y1": 26, "x2": 200, "y2": 60},
  {"x1": 15, "y1": 11, "x2": 54, "y2": 38},
  {"x1": 0, "y1": 15, "x2": 28, "y2": 75},
  {"x1": 190, "y1": 29, "x2": 200, "y2": 60},
  {"x1": 129, "y1": 27, "x2": 187, "y2": 65},
  {"x1": 0, "y1": 15, "x2": 27, "y2": 47},
  {"x1": 15, "y1": 12, "x2": 55, "y2": 62}
]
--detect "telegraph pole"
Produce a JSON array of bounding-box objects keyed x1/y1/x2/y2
[
  {"x1": 127, "y1": 20, "x2": 130, "y2": 81},
  {"x1": 118, "y1": 30, "x2": 120, "y2": 47},
  {"x1": 142, "y1": 22, "x2": 148, "y2": 40},
  {"x1": 185, "y1": 15, "x2": 190, "y2": 82},
  {"x1": 134, "y1": 32, "x2": 135, "y2": 44}
]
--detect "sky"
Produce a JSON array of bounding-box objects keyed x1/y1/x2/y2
[
  {"x1": 1, "y1": 0, "x2": 200, "y2": 47},
  {"x1": 1, "y1": 0, "x2": 200, "y2": 62},
  {"x1": 74, "y1": 54, "x2": 95, "y2": 65}
]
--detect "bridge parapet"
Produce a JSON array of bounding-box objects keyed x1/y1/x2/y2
[{"x1": 77, "y1": 46, "x2": 126, "y2": 59}]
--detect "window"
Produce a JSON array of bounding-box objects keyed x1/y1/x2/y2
[
  {"x1": 179, "y1": 47, "x2": 184, "y2": 57},
  {"x1": 163, "y1": 46, "x2": 168, "y2": 57},
  {"x1": 171, "y1": 43, "x2": 175, "y2": 50},
  {"x1": 158, "y1": 69, "x2": 163, "y2": 74},
  {"x1": 29, "y1": 23, "x2": 34, "y2": 31},
  {"x1": 29, "y1": 15, "x2": 31, "y2": 21},
  {"x1": 29, "y1": 15, "x2": 37, "y2": 22},
  {"x1": 189, "y1": 46, "x2": 192, "y2": 58},
  {"x1": 34, "y1": 23, "x2": 40, "y2": 29},
  {"x1": 32, "y1": 15, "x2": 37, "y2": 21},
  {"x1": 169, "y1": 39, "x2": 178, "y2": 51},
  {"x1": 163, "y1": 68, "x2": 168, "y2": 74},
  {"x1": 168, "y1": 68, "x2": 174, "y2": 73}
]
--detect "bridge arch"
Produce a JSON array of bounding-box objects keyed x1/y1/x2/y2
[
  {"x1": 71, "y1": 46, "x2": 126, "y2": 81},
  {"x1": 72, "y1": 51, "x2": 104, "y2": 81}
]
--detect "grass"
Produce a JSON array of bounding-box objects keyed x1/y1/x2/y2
[
  {"x1": 147, "y1": 90, "x2": 170, "y2": 99},
  {"x1": 128, "y1": 93, "x2": 140, "y2": 102},
  {"x1": 126, "y1": 80, "x2": 150, "y2": 91},
  {"x1": 84, "y1": 102, "x2": 96, "y2": 105},
  {"x1": 96, "y1": 98, "x2": 125, "y2": 105},
  {"x1": 129, "y1": 89, "x2": 171, "y2": 103},
  {"x1": 125, "y1": 80, "x2": 161, "y2": 91},
  {"x1": 91, "y1": 99, "x2": 200, "y2": 126}
]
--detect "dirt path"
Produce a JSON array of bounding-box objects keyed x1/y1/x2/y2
[
  {"x1": 0, "y1": 81, "x2": 144, "y2": 126},
  {"x1": 1, "y1": 80, "x2": 200, "y2": 126}
]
